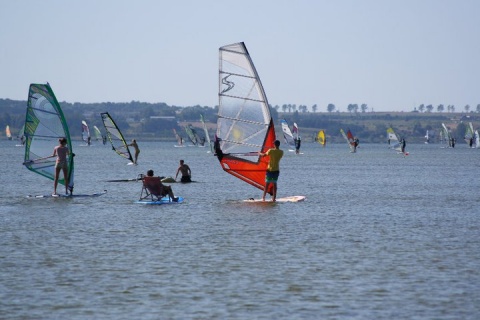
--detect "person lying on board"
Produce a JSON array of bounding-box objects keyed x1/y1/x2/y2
[
  {"x1": 144, "y1": 169, "x2": 178, "y2": 202},
  {"x1": 175, "y1": 159, "x2": 192, "y2": 182}
]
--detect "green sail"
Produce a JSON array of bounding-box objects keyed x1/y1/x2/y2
[{"x1": 24, "y1": 83, "x2": 74, "y2": 192}]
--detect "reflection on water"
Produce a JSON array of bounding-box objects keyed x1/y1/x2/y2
[{"x1": 0, "y1": 141, "x2": 479, "y2": 319}]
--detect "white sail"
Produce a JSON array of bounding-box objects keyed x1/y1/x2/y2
[
  {"x1": 280, "y1": 119, "x2": 295, "y2": 150},
  {"x1": 387, "y1": 127, "x2": 402, "y2": 152}
]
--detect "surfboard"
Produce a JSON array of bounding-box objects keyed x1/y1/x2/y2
[
  {"x1": 135, "y1": 196, "x2": 184, "y2": 205},
  {"x1": 27, "y1": 190, "x2": 108, "y2": 198},
  {"x1": 244, "y1": 195, "x2": 306, "y2": 203}
]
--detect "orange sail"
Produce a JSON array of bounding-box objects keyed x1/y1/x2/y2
[{"x1": 215, "y1": 42, "x2": 276, "y2": 195}]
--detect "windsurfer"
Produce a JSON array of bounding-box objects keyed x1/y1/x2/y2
[
  {"x1": 260, "y1": 140, "x2": 284, "y2": 202},
  {"x1": 52, "y1": 137, "x2": 70, "y2": 196},
  {"x1": 401, "y1": 139, "x2": 406, "y2": 153},
  {"x1": 175, "y1": 159, "x2": 192, "y2": 182},
  {"x1": 294, "y1": 136, "x2": 301, "y2": 154},
  {"x1": 127, "y1": 139, "x2": 140, "y2": 164},
  {"x1": 353, "y1": 137, "x2": 359, "y2": 152}
]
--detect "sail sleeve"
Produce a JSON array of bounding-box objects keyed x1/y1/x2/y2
[
  {"x1": 101, "y1": 112, "x2": 133, "y2": 162},
  {"x1": 24, "y1": 83, "x2": 74, "y2": 191}
]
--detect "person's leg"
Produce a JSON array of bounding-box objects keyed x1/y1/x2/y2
[
  {"x1": 62, "y1": 166, "x2": 69, "y2": 194},
  {"x1": 53, "y1": 166, "x2": 61, "y2": 194},
  {"x1": 272, "y1": 182, "x2": 277, "y2": 202},
  {"x1": 262, "y1": 182, "x2": 270, "y2": 201}
]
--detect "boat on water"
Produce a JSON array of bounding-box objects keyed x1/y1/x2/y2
[
  {"x1": 213, "y1": 42, "x2": 277, "y2": 196},
  {"x1": 23, "y1": 83, "x2": 105, "y2": 197},
  {"x1": 101, "y1": 112, "x2": 135, "y2": 164}
]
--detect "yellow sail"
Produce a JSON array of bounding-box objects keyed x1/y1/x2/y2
[{"x1": 317, "y1": 130, "x2": 326, "y2": 146}]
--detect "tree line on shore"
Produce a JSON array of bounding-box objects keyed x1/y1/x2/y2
[{"x1": 1, "y1": 98, "x2": 479, "y2": 143}]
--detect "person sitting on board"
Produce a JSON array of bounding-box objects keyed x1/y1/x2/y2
[
  {"x1": 127, "y1": 139, "x2": 140, "y2": 164},
  {"x1": 175, "y1": 159, "x2": 192, "y2": 182},
  {"x1": 52, "y1": 137, "x2": 70, "y2": 196},
  {"x1": 259, "y1": 140, "x2": 284, "y2": 202},
  {"x1": 143, "y1": 169, "x2": 178, "y2": 202}
]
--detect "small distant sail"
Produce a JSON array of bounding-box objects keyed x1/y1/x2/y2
[
  {"x1": 81, "y1": 120, "x2": 90, "y2": 144},
  {"x1": 441, "y1": 123, "x2": 452, "y2": 147},
  {"x1": 101, "y1": 112, "x2": 133, "y2": 162},
  {"x1": 23, "y1": 83, "x2": 74, "y2": 192},
  {"x1": 465, "y1": 122, "x2": 474, "y2": 146},
  {"x1": 340, "y1": 128, "x2": 355, "y2": 152},
  {"x1": 173, "y1": 128, "x2": 184, "y2": 147},
  {"x1": 185, "y1": 124, "x2": 198, "y2": 145},
  {"x1": 16, "y1": 124, "x2": 25, "y2": 145},
  {"x1": 475, "y1": 130, "x2": 480, "y2": 148},
  {"x1": 387, "y1": 127, "x2": 402, "y2": 152},
  {"x1": 93, "y1": 125, "x2": 102, "y2": 141},
  {"x1": 292, "y1": 122, "x2": 299, "y2": 139},
  {"x1": 280, "y1": 119, "x2": 295, "y2": 150},
  {"x1": 425, "y1": 130, "x2": 429, "y2": 144},
  {"x1": 6, "y1": 125, "x2": 12, "y2": 140},
  {"x1": 200, "y1": 114, "x2": 213, "y2": 152},
  {"x1": 317, "y1": 130, "x2": 326, "y2": 146},
  {"x1": 215, "y1": 42, "x2": 276, "y2": 194}
]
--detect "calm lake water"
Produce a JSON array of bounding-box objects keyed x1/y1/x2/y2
[{"x1": 1, "y1": 140, "x2": 479, "y2": 319}]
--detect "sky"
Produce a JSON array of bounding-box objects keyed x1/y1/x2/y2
[{"x1": 1, "y1": 0, "x2": 479, "y2": 112}]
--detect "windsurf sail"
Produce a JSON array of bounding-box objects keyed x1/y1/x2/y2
[
  {"x1": 185, "y1": 124, "x2": 198, "y2": 145},
  {"x1": 200, "y1": 114, "x2": 213, "y2": 152},
  {"x1": 23, "y1": 83, "x2": 74, "y2": 193},
  {"x1": 441, "y1": 123, "x2": 452, "y2": 147},
  {"x1": 464, "y1": 122, "x2": 474, "y2": 146},
  {"x1": 215, "y1": 42, "x2": 276, "y2": 195},
  {"x1": 387, "y1": 127, "x2": 402, "y2": 152},
  {"x1": 173, "y1": 128, "x2": 184, "y2": 146},
  {"x1": 425, "y1": 130, "x2": 429, "y2": 144},
  {"x1": 6, "y1": 125, "x2": 12, "y2": 140},
  {"x1": 17, "y1": 124, "x2": 25, "y2": 142},
  {"x1": 81, "y1": 120, "x2": 90, "y2": 144},
  {"x1": 340, "y1": 128, "x2": 355, "y2": 152},
  {"x1": 280, "y1": 119, "x2": 295, "y2": 150},
  {"x1": 93, "y1": 125, "x2": 102, "y2": 141},
  {"x1": 101, "y1": 112, "x2": 133, "y2": 162},
  {"x1": 317, "y1": 130, "x2": 326, "y2": 146}
]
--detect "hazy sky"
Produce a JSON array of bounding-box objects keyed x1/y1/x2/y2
[{"x1": 1, "y1": 0, "x2": 479, "y2": 112}]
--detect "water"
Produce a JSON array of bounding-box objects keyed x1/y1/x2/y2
[{"x1": 1, "y1": 141, "x2": 479, "y2": 319}]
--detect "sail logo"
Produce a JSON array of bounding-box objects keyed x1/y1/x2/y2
[{"x1": 221, "y1": 75, "x2": 235, "y2": 93}]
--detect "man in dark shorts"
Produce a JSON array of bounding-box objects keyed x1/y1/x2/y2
[
  {"x1": 259, "y1": 140, "x2": 284, "y2": 202},
  {"x1": 175, "y1": 159, "x2": 192, "y2": 182}
]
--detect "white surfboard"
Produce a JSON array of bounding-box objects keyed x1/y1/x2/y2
[{"x1": 244, "y1": 195, "x2": 306, "y2": 203}]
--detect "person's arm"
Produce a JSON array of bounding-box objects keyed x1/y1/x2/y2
[{"x1": 175, "y1": 167, "x2": 180, "y2": 179}]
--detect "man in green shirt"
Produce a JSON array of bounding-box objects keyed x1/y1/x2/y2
[{"x1": 260, "y1": 140, "x2": 284, "y2": 202}]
